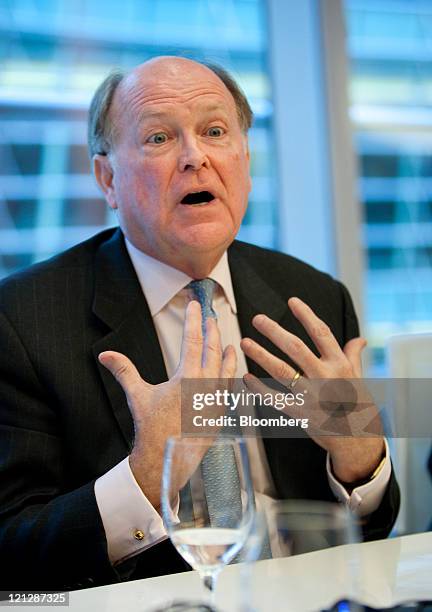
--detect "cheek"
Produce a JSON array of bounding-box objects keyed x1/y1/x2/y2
[
  {"x1": 232, "y1": 146, "x2": 250, "y2": 175},
  {"x1": 113, "y1": 162, "x2": 139, "y2": 194},
  {"x1": 139, "y1": 159, "x2": 175, "y2": 205},
  {"x1": 116, "y1": 159, "x2": 167, "y2": 204},
  {"x1": 228, "y1": 151, "x2": 251, "y2": 194}
]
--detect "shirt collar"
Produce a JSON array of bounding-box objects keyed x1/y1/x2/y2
[{"x1": 125, "y1": 239, "x2": 238, "y2": 316}]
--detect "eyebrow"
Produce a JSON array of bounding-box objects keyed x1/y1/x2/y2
[{"x1": 136, "y1": 103, "x2": 229, "y2": 124}]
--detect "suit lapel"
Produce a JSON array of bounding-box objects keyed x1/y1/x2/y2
[
  {"x1": 228, "y1": 241, "x2": 308, "y2": 377},
  {"x1": 91, "y1": 230, "x2": 168, "y2": 449},
  {"x1": 228, "y1": 241, "x2": 313, "y2": 493}
]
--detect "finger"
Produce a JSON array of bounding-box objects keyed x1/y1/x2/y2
[
  {"x1": 251, "y1": 314, "x2": 321, "y2": 377},
  {"x1": 343, "y1": 337, "x2": 367, "y2": 378},
  {"x1": 287, "y1": 297, "x2": 342, "y2": 360},
  {"x1": 177, "y1": 300, "x2": 203, "y2": 376},
  {"x1": 241, "y1": 337, "x2": 297, "y2": 385},
  {"x1": 220, "y1": 344, "x2": 237, "y2": 379},
  {"x1": 243, "y1": 373, "x2": 313, "y2": 425},
  {"x1": 202, "y1": 317, "x2": 222, "y2": 374},
  {"x1": 98, "y1": 351, "x2": 148, "y2": 399},
  {"x1": 243, "y1": 372, "x2": 274, "y2": 397}
]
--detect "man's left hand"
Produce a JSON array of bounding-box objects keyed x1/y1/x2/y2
[{"x1": 240, "y1": 296, "x2": 384, "y2": 485}]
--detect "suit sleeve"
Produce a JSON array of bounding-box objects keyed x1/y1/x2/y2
[
  {"x1": 0, "y1": 309, "x2": 119, "y2": 591},
  {"x1": 336, "y1": 281, "x2": 400, "y2": 541}
]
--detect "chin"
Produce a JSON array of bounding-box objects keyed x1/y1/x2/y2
[{"x1": 178, "y1": 224, "x2": 236, "y2": 254}]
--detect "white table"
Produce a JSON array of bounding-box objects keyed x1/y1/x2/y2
[{"x1": 39, "y1": 532, "x2": 432, "y2": 611}]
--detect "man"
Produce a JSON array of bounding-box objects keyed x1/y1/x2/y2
[{"x1": 0, "y1": 57, "x2": 399, "y2": 591}]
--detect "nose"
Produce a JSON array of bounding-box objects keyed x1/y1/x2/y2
[{"x1": 177, "y1": 136, "x2": 210, "y2": 172}]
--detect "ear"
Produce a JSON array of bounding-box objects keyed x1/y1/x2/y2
[
  {"x1": 93, "y1": 154, "x2": 117, "y2": 210},
  {"x1": 244, "y1": 139, "x2": 252, "y2": 193},
  {"x1": 242, "y1": 134, "x2": 250, "y2": 160}
]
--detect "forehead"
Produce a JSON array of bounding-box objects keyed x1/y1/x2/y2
[{"x1": 114, "y1": 63, "x2": 238, "y2": 125}]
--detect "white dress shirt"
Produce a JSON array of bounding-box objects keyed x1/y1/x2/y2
[{"x1": 95, "y1": 240, "x2": 391, "y2": 565}]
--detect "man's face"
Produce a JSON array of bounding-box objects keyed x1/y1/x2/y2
[{"x1": 96, "y1": 58, "x2": 252, "y2": 269}]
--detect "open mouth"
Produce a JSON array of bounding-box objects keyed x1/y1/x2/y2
[{"x1": 180, "y1": 191, "x2": 215, "y2": 206}]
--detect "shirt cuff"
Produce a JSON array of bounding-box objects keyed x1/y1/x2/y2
[
  {"x1": 326, "y1": 439, "x2": 392, "y2": 517},
  {"x1": 94, "y1": 457, "x2": 167, "y2": 565}
]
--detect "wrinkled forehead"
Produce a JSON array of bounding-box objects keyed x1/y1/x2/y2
[{"x1": 112, "y1": 62, "x2": 238, "y2": 127}]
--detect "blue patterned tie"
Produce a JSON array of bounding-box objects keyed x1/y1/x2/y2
[
  {"x1": 187, "y1": 278, "x2": 242, "y2": 528},
  {"x1": 187, "y1": 279, "x2": 272, "y2": 559},
  {"x1": 188, "y1": 278, "x2": 218, "y2": 335}
]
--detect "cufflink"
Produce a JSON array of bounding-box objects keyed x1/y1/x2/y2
[
  {"x1": 134, "y1": 529, "x2": 145, "y2": 540},
  {"x1": 133, "y1": 529, "x2": 145, "y2": 541}
]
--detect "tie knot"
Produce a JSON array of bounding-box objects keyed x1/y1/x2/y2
[{"x1": 187, "y1": 278, "x2": 217, "y2": 326}]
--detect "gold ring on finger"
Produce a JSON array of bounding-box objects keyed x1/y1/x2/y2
[{"x1": 288, "y1": 370, "x2": 301, "y2": 389}]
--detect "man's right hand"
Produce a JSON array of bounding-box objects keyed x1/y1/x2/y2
[{"x1": 98, "y1": 300, "x2": 237, "y2": 510}]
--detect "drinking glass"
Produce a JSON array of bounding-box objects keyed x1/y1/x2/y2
[
  {"x1": 246, "y1": 500, "x2": 361, "y2": 612},
  {"x1": 161, "y1": 436, "x2": 255, "y2": 610}
]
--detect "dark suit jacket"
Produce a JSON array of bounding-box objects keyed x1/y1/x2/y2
[{"x1": 0, "y1": 228, "x2": 399, "y2": 591}]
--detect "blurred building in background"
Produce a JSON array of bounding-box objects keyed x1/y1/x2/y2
[
  {"x1": 345, "y1": 0, "x2": 432, "y2": 371},
  {"x1": 0, "y1": 0, "x2": 431, "y2": 373}
]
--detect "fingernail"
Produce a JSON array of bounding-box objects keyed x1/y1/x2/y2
[{"x1": 253, "y1": 314, "x2": 266, "y2": 325}]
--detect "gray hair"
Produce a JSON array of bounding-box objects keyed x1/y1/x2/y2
[
  {"x1": 87, "y1": 61, "x2": 253, "y2": 158},
  {"x1": 87, "y1": 70, "x2": 125, "y2": 158}
]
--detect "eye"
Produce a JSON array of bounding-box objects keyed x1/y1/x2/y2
[
  {"x1": 147, "y1": 132, "x2": 168, "y2": 144},
  {"x1": 206, "y1": 126, "x2": 225, "y2": 138}
]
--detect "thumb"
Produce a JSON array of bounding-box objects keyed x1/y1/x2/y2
[
  {"x1": 343, "y1": 337, "x2": 367, "y2": 377},
  {"x1": 98, "y1": 351, "x2": 148, "y2": 399}
]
